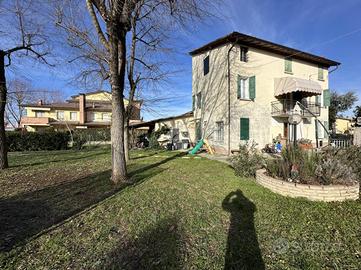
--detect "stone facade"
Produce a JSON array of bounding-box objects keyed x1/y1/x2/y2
[{"x1": 256, "y1": 169, "x2": 359, "y2": 202}]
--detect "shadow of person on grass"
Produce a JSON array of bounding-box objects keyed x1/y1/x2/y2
[
  {"x1": 101, "y1": 217, "x2": 185, "y2": 270},
  {"x1": 0, "y1": 152, "x2": 184, "y2": 252},
  {"x1": 222, "y1": 190, "x2": 265, "y2": 270}
]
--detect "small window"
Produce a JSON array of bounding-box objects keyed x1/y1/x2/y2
[
  {"x1": 240, "y1": 47, "x2": 248, "y2": 62},
  {"x1": 35, "y1": 111, "x2": 45, "y2": 117},
  {"x1": 215, "y1": 121, "x2": 224, "y2": 142},
  {"x1": 57, "y1": 111, "x2": 64, "y2": 120},
  {"x1": 285, "y1": 57, "x2": 292, "y2": 73},
  {"x1": 192, "y1": 95, "x2": 195, "y2": 111},
  {"x1": 102, "y1": 113, "x2": 111, "y2": 121},
  {"x1": 196, "y1": 92, "x2": 202, "y2": 109},
  {"x1": 203, "y1": 55, "x2": 209, "y2": 75},
  {"x1": 70, "y1": 112, "x2": 77, "y2": 121},
  {"x1": 318, "y1": 66, "x2": 324, "y2": 80},
  {"x1": 237, "y1": 76, "x2": 249, "y2": 99}
]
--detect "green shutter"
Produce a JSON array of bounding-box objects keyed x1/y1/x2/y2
[
  {"x1": 249, "y1": 76, "x2": 256, "y2": 100},
  {"x1": 318, "y1": 66, "x2": 324, "y2": 80},
  {"x1": 192, "y1": 95, "x2": 195, "y2": 110},
  {"x1": 323, "y1": 89, "x2": 330, "y2": 107},
  {"x1": 240, "y1": 118, "x2": 249, "y2": 140},
  {"x1": 324, "y1": 121, "x2": 329, "y2": 138}
]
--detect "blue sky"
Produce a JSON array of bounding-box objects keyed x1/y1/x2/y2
[{"x1": 7, "y1": 0, "x2": 361, "y2": 120}]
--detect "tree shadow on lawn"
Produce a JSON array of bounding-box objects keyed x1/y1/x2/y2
[
  {"x1": 222, "y1": 190, "x2": 265, "y2": 270},
  {"x1": 100, "y1": 217, "x2": 186, "y2": 270},
  {"x1": 0, "y1": 152, "x2": 184, "y2": 252},
  {"x1": 10, "y1": 148, "x2": 110, "y2": 168}
]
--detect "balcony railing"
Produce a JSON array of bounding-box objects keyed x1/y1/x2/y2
[
  {"x1": 271, "y1": 99, "x2": 320, "y2": 117},
  {"x1": 20, "y1": 116, "x2": 52, "y2": 125}
]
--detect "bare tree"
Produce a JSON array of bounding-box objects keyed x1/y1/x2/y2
[
  {"x1": 0, "y1": 0, "x2": 51, "y2": 169},
  {"x1": 55, "y1": 0, "x2": 215, "y2": 183}
]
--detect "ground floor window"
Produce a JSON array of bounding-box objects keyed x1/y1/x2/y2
[
  {"x1": 70, "y1": 112, "x2": 77, "y2": 121},
  {"x1": 240, "y1": 118, "x2": 250, "y2": 140},
  {"x1": 215, "y1": 121, "x2": 224, "y2": 142}
]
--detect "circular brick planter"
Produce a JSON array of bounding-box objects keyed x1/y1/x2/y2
[{"x1": 256, "y1": 169, "x2": 359, "y2": 202}]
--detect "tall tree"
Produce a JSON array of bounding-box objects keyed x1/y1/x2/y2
[
  {"x1": 329, "y1": 90, "x2": 357, "y2": 130},
  {"x1": 56, "y1": 0, "x2": 213, "y2": 183},
  {"x1": 0, "y1": 0, "x2": 51, "y2": 169}
]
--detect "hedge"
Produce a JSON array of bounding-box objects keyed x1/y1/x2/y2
[{"x1": 6, "y1": 131, "x2": 70, "y2": 152}]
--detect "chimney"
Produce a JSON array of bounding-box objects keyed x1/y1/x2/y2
[
  {"x1": 37, "y1": 99, "x2": 43, "y2": 106},
  {"x1": 79, "y1": 93, "x2": 86, "y2": 124}
]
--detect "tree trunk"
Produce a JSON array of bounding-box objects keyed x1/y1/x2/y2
[
  {"x1": 124, "y1": 118, "x2": 130, "y2": 162},
  {"x1": 109, "y1": 30, "x2": 127, "y2": 184},
  {"x1": 0, "y1": 52, "x2": 9, "y2": 169}
]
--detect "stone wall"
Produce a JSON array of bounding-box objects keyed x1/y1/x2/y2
[{"x1": 256, "y1": 169, "x2": 359, "y2": 202}]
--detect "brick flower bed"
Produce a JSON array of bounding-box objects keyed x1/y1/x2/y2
[{"x1": 256, "y1": 169, "x2": 359, "y2": 202}]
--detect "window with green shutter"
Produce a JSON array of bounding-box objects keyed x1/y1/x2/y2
[
  {"x1": 240, "y1": 118, "x2": 249, "y2": 140},
  {"x1": 318, "y1": 66, "x2": 324, "y2": 80},
  {"x1": 315, "y1": 95, "x2": 321, "y2": 106},
  {"x1": 323, "y1": 89, "x2": 330, "y2": 107},
  {"x1": 249, "y1": 76, "x2": 256, "y2": 100},
  {"x1": 285, "y1": 58, "x2": 292, "y2": 73}
]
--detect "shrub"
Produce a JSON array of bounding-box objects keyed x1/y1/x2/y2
[
  {"x1": 265, "y1": 146, "x2": 356, "y2": 185},
  {"x1": 230, "y1": 141, "x2": 265, "y2": 178},
  {"x1": 6, "y1": 131, "x2": 70, "y2": 151},
  {"x1": 148, "y1": 126, "x2": 170, "y2": 149},
  {"x1": 71, "y1": 128, "x2": 111, "y2": 150}
]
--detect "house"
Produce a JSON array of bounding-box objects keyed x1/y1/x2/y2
[
  {"x1": 335, "y1": 117, "x2": 354, "y2": 134},
  {"x1": 21, "y1": 90, "x2": 142, "y2": 131},
  {"x1": 190, "y1": 32, "x2": 339, "y2": 154},
  {"x1": 130, "y1": 111, "x2": 195, "y2": 146}
]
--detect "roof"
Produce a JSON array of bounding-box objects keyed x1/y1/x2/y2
[
  {"x1": 189, "y1": 32, "x2": 340, "y2": 67},
  {"x1": 70, "y1": 90, "x2": 111, "y2": 99},
  {"x1": 130, "y1": 111, "x2": 193, "y2": 128}
]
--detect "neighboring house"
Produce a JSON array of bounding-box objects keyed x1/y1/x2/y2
[
  {"x1": 190, "y1": 32, "x2": 339, "y2": 154},
  {"x1": 335, "y1": 117, "x2": 354, "y2": 134},
  {"x1": 21, "y1": 91, "x2": 142, "y2": 131},
  {"x1": 131, "y1": 111, "x2": 195, "y2": 145}
]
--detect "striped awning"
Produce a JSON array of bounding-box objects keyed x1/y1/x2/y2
[{"x1": 274, "y1": 77, "x2": 322, "y2": 97}]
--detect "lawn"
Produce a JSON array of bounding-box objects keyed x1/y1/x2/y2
[{"x1": 0, "y1": 146, "x2": 360, "y2": 269}]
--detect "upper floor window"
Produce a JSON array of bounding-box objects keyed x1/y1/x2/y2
[
  {"x1": 34, "y1": 111, "x2": 45, "y2": 117},
  {"x1": 318, "y1": 66, "x2": 324, "y2": 80},
  {"x1": 196, "y1": 92, "x2": 202, "y2": 109},
  {"x1": 70, "y1": 112, "x2": 77, "y2": 121},
  {"x1": 285, "y1": 57, "x2": 292, "y2": 73},
  {"x1": 240, "y1": 47, "x2": 248, "y2": 62},
  {"x1": 102, "y1": 113, "x2": 111, "y2": 121},
  {"x1": 192, "y1": 95, "x2": 195, "y2": 111},
  {"x1": 203, "y1": 55, "x2": 209, "y2": 75},
  {"x1": 57, "y1": 111, "x2": 64, "y2": 120},
  {"x1": 237, "y1": 76, "x2": 249, "y2": 99}
]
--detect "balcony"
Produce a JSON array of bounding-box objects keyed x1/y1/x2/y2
[
  {"x1": 271, "y1": 99, "x2": 320, "y2": 118},
  {"x1": 20, "y1": 117, "x2": 52, "y2": 126}
]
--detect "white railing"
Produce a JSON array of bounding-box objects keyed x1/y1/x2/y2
[{"x1": 330, "y1": 138, "x2": 352, "y2": 148}]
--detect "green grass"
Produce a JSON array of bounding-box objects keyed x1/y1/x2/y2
[{"x1": 0, "y1": 146, "x2": 360, "y2": 269}]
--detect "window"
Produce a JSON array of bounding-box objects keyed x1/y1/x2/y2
[
  {"x1": 196, "y1": 92, "x2": 202, "y2": 109},
  {"x1": 237, "y1": 76, "x2": 249, "y2": 99},
  {"x1": 315, "y1": 95, "x2": 321, "y2": 106},
  {"x1": 324, "y1": 121, "x2": 329, "y2": 138},
  {"x1": 35, "y1": 111, "x2": 45, "y2": 117},
  {"x1": 317, "y1": 121, "x2": 323, "y2": 139},
  {"x1": 323, "y1": 89, "x2": 330, "y2": 107},
  {"x1": 70, "y1": 112, "x2": 77, "y2": 121},
  {"x1": 102, "y1": 113, "x2": 111, "y2": 121},
  {"x1": 285, "y1": 57, "x2": 292, "y2": 73},
  {"x1": 203, "y1": 55, "x2": 209, "y2": 75},
  {"x1": 215, "y1": 121, "x2": 224, "y2": 142},
  {"x1": 318, "y1": 66, "x2": 324, "y2": 80},
  {"x1": 240, "y1": 118, "x2": 250, "y2": 140},
  {"x1": 195, "y1": 120, "x2": 202, "y2": 140},
  {"x1": 240, "y1": 47, "x2": 248, "y2": 62},
  {"x1": 192, "y1": 95, "x2": 195, "y2": 111},
  {"x1": 57, "y1": 111, "x2": 64, "y2": 120}
]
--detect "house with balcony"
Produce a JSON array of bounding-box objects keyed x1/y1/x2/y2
[
  {"x1": 21, "y1": 90, "x2": 142, "y2": 131},
  {"x1": 190, "y1": 32, "x2": 339, "y2": 154}
]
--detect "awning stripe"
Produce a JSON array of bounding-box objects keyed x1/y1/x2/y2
[{"x1": 274, "y1": 77, "x2": 322, "y2": 97}]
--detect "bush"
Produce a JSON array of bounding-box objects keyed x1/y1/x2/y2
[
  {"x1": 71, "y1": 128, "x2": 111, "y2": 150},
  {"x1": 6, "y1": 131, "x2": 70, "y2": 151},
  {"x1": 265, "y1": 146, "x2": 356, "y2": 185},
  {"x1": 230, "y1": 141, "x2": 265, "y2": 178},
  {"x1": 148, "y1": 126, "x2": 170, "y2": 149}
]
